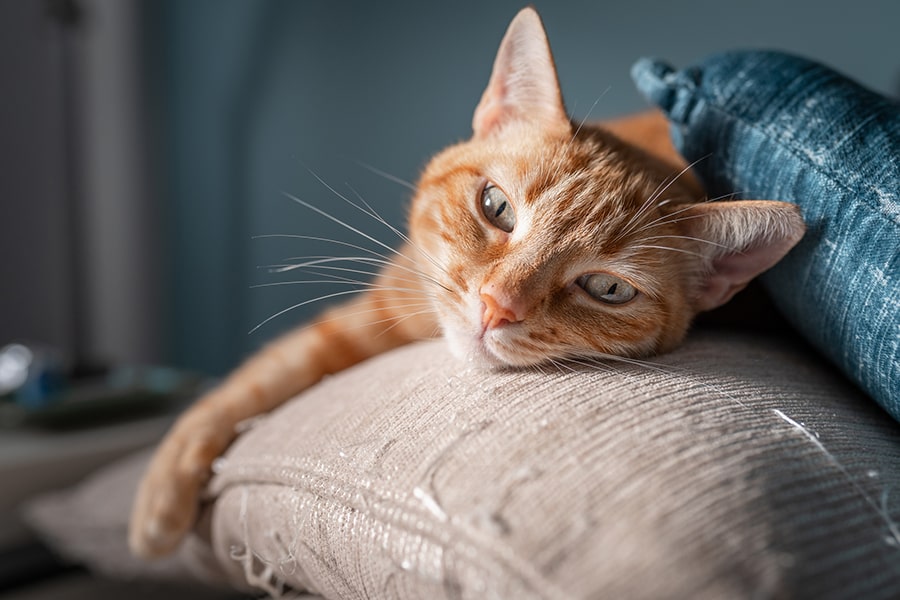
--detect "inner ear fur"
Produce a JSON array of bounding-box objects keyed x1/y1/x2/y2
[
  {"x1": 472, "y1": 8, "x2": 571, "y2": 138},
  {"x1": 681, "y1": 200, "x2": 805, "y2": 312}
]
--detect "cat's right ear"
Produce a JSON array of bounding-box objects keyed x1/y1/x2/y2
[{"x1": 473, "y1": 8, "x2": 570, "y2": 139}]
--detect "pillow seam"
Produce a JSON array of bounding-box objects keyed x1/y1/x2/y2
[{"x1": 212, "y1": 463, "x2": 567, "y2": 598}]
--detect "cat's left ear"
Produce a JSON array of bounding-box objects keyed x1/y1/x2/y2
[
  {"x1": 473, "y1": 8, "x2": 570, "y2": 138},
  {"x1": 682, "y1": 200, "x2": 805, "y2": 312}
]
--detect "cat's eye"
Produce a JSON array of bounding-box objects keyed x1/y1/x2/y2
[
  {"x1": 577, "y1": 273, "x2": 637, "y2": 305},
  {"x1": 481, "y1": 183, "x2": 516, "y2": 233}
]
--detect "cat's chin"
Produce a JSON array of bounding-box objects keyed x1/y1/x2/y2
[
  {"x1": 443, "y1": 327, "x2": 540, "y2": 369},
  {"x1": 469, "y1": 342, "x2": 514, "y2": 369}
]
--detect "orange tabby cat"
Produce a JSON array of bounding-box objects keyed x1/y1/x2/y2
[{"x1": 129, "y1": 7, "x2": 804, "y2": 558}]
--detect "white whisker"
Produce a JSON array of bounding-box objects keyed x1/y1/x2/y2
[
  {"x1": 570, "y1": 86, "x2": 611, "y2": 144},
  {"x1": 281, "y1": 191, "x2": 403, "y2": 265},
  {"x1": 372, "y1": 308, "x2": 439, "y2": 340},
  {"x1": 253, "y1": 233, "x2": 396, "y2": 264},
  {"x1": 267, "y1": 302, "x2": 437, "y2": 344},
  {"x1": 355, "y1": 160, "x2": 417, "y2": 191},
  {"x1": 271, "y1": 254, "x2": 450, "y2": 293},
  {"x1": 250, "y1": 288, "x2": 384, "y2": 334},
  {"x1": 343, "y1": 183, "x2": 449, "y2": 276},
  {"x1": 298, "y1": 165, "x2": 450, "y2": 279},
  {"x1": 250, "y1": 280, "x2": 434, "y2": 298},
  {"x1": 614, "y1": 155, "x2": 711, "y2": 244},
  {"x1": 628, "y1": 244, "x2": 710, "y2": 259},
  {"x1": 277, "y1": 263, "x2": 433, "y2": 290},
  {"x1": 626, "y1": 204, "x2": 706, "y2": 238},
  {"x1": 642, "y1": 234, "x2": 737, "y2": 252}
]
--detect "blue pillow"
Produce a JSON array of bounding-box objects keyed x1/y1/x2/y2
[{"x1": 631, "y1": 51, "x2": 900, "y2": 420}]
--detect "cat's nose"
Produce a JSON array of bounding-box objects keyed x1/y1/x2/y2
[{"x1": 480, "y1": 292, "x2": 522, "y2": 330}]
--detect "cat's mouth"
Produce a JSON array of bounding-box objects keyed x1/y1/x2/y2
[
  {"x1": 474, "y1": 333, "x2": 513, "y2": 367},
  {"x1": 439, "y1": 301, "x2": 547, "y2": 368},
  {"x1": 467, "y1": 324, "x2": 543, "y2": 368},
  {"x1": 441, "y1": 318, "x2": 516, "y2": 368}
]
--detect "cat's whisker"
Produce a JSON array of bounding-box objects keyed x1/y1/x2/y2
[
  {"x1": 547, "y1": 358, "x2": 577, "y2": 375},
  {"x1": 281, "y1": 191, "x2": 407, "y2": 267},
  {"x1": 250, "y1": 285, "x2": 439, "y2": 335},
  {"x1": 530, "y1": 361, "x2": 553, "y2": 376},
  {"x1": 265, "y1": 255, "x2": 383, "y2": 275},
  {"x1": 251, "y1": 278, "x2": 436, "y2": 335},
  {"x1": 344, "y1": 183, "x2": 450, "y2": 277},
  {"x1": 280, "y1": 263, "x2": 436, "y2": 292},
  {"x1": 260, "y1": 262, "x2": 440, "y2": 303},
  {"x1": 249, "y1": 281, "x2": 434, "y2": 299},
  {"x1": 708, "y1": 190, "x2": 746, "y2": 203},
  {"x1": 253, "y1": 234, "x2": 398, "y2": 266},
  {"x1": 649, "y1": 154, "x2": 710, "y2": 205},
  {"x1": 358, "y1": 306, "x2": 438, "y2": 332},
  {"x1": 617, "y1": 160, "x2": 702, "y2": 242},
  {"x1": 629, "y1": 189, "x2": 747, "y2": 236},
  {"x1": 273, "y1": 266, "x2": 377, "y2": 286},
  {"x1": 355, "y1": 160, "x2": 417, "y2": 191},
  {"x1": 313, "y1": 301, "x2": 436, "y2": 325},
  {"x1": 569, "y1": 86, "x2": 611, "y2": 145},
  {"x1": 269, "y1": 256, "x2": 387, "y2": 273},
  {"x1": 560, "y1": 357, "x2": 617, "y2": 374},
  {"x1": 569, "y1": 349, "x2": 755, "y2": 410},
  {"x1": 249, "y1": 288, "x2": 379, "y2": 334},
  {"x1": 614, "y1": 155, "x2": 712, "y2": 244},
  {"x1": 565, "y1": 352, "x2": 674, "y2": 375},
  {"x1": 624, "y1": 202, "x2": 708, "y2": 239},
  {"x1": 372, "y1": 308, "x2": 440, "y2": 340},
  {"x1": 628, "y1": 244, "x2": 710, "y2": 259},
  {"x1": 298, "y1": 166, "x2": 451, "y2": 279},
  {"x1": 256, "y1": 234, "x2": 447, "y2": 292},
  {"x1": 616, "y1": 187, "x2": 681, "y2": 244},
  {"x1": 274, "y1": 255, "x2": 450, "y2": 293},
  {"x1": 296, "y1": 281, "x2": 438, "y2": 304},
  {"x1": 642, "y1": 234, "x2": 738, "y2": 252},
  {"x1": 272, "y1": 302, "x2": 437, "y2": 344},
  {"x1": 633, "y1": 212, "x2": 708, "y2": 234},
  {"x1": 250, "y1": 279, "x2": 373, "y2": 289}
]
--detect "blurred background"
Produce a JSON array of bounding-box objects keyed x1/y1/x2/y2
[{"x1": 2, "y1": 0, "x2": 898, "y2": 377}]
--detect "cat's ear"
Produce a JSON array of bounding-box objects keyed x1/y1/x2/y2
[
  {"x1": 681, "y1": 200, "x2": 805, "y2": 312},
  {"x1": 473, "y1": 8, "x2": 570, "y2": 138}
]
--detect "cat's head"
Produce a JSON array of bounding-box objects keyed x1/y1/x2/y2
[{"x1": 409, "y1": 8, "x2": 804, "y2": 366}]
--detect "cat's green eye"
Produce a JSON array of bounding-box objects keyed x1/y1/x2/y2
[
  {"x1": 481, "y1": 184, "x2": 516, "y2": 233},
  {"x1": 578, "y1": 273, "x2": 637, "y2": 305}
]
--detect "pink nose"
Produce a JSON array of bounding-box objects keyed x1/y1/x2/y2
[{"x1": 480, "y1": 292, "x2": 521, "y2": 330}]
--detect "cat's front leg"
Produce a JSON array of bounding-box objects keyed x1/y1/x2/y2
[
  {"x1": 129, "y1": 249, "x2": 437, "y2": 558},
  {"x1": 128, "y1": 397, "x2": 235, "y2": 557},
  {"x1": 128, "y1": 325, "x2": 332, "y2": 558}
]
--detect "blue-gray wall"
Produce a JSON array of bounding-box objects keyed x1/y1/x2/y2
[{"x1": 151, "y1": 0, "x2": 899, "y2": 374}]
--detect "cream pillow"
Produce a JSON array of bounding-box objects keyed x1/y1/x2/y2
[{"x1": 27, "y1": 332, "x2": 900, "y2": 598}]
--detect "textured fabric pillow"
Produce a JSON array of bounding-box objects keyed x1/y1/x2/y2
[
  {"x1": 631, "y1": 51, "x2": 900, "y2": 420},
  {"x1": 27, "y1": 334, "x2": 900, "y2": 599}
]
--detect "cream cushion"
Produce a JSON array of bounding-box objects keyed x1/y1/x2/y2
[{"x1": 27, "y1": 331, "x2": 900, "y2": 598}]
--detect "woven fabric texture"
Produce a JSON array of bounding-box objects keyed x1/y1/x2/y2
[
  {"x1": 25, "y1": 332, "x2": 900, "y2": 599},
  {"x1": 631, "y1": 50, "x2": 900, "y2": 419},
  {"x1": 200, "y1": 332, "x2": 900, "y2": 599}
]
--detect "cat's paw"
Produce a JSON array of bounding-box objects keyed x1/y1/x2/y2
[{"x1": 128, "y1": 430, "x2": 221, "y2": 559}]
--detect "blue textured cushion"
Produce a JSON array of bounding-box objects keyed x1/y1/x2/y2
[{"x1": 631, "y1": 51, "x2": 900, "y2": 420}]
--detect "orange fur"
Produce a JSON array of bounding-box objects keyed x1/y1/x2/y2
[{"x1": 129, "y1": 7, "x2": 804, "y2": 558}]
